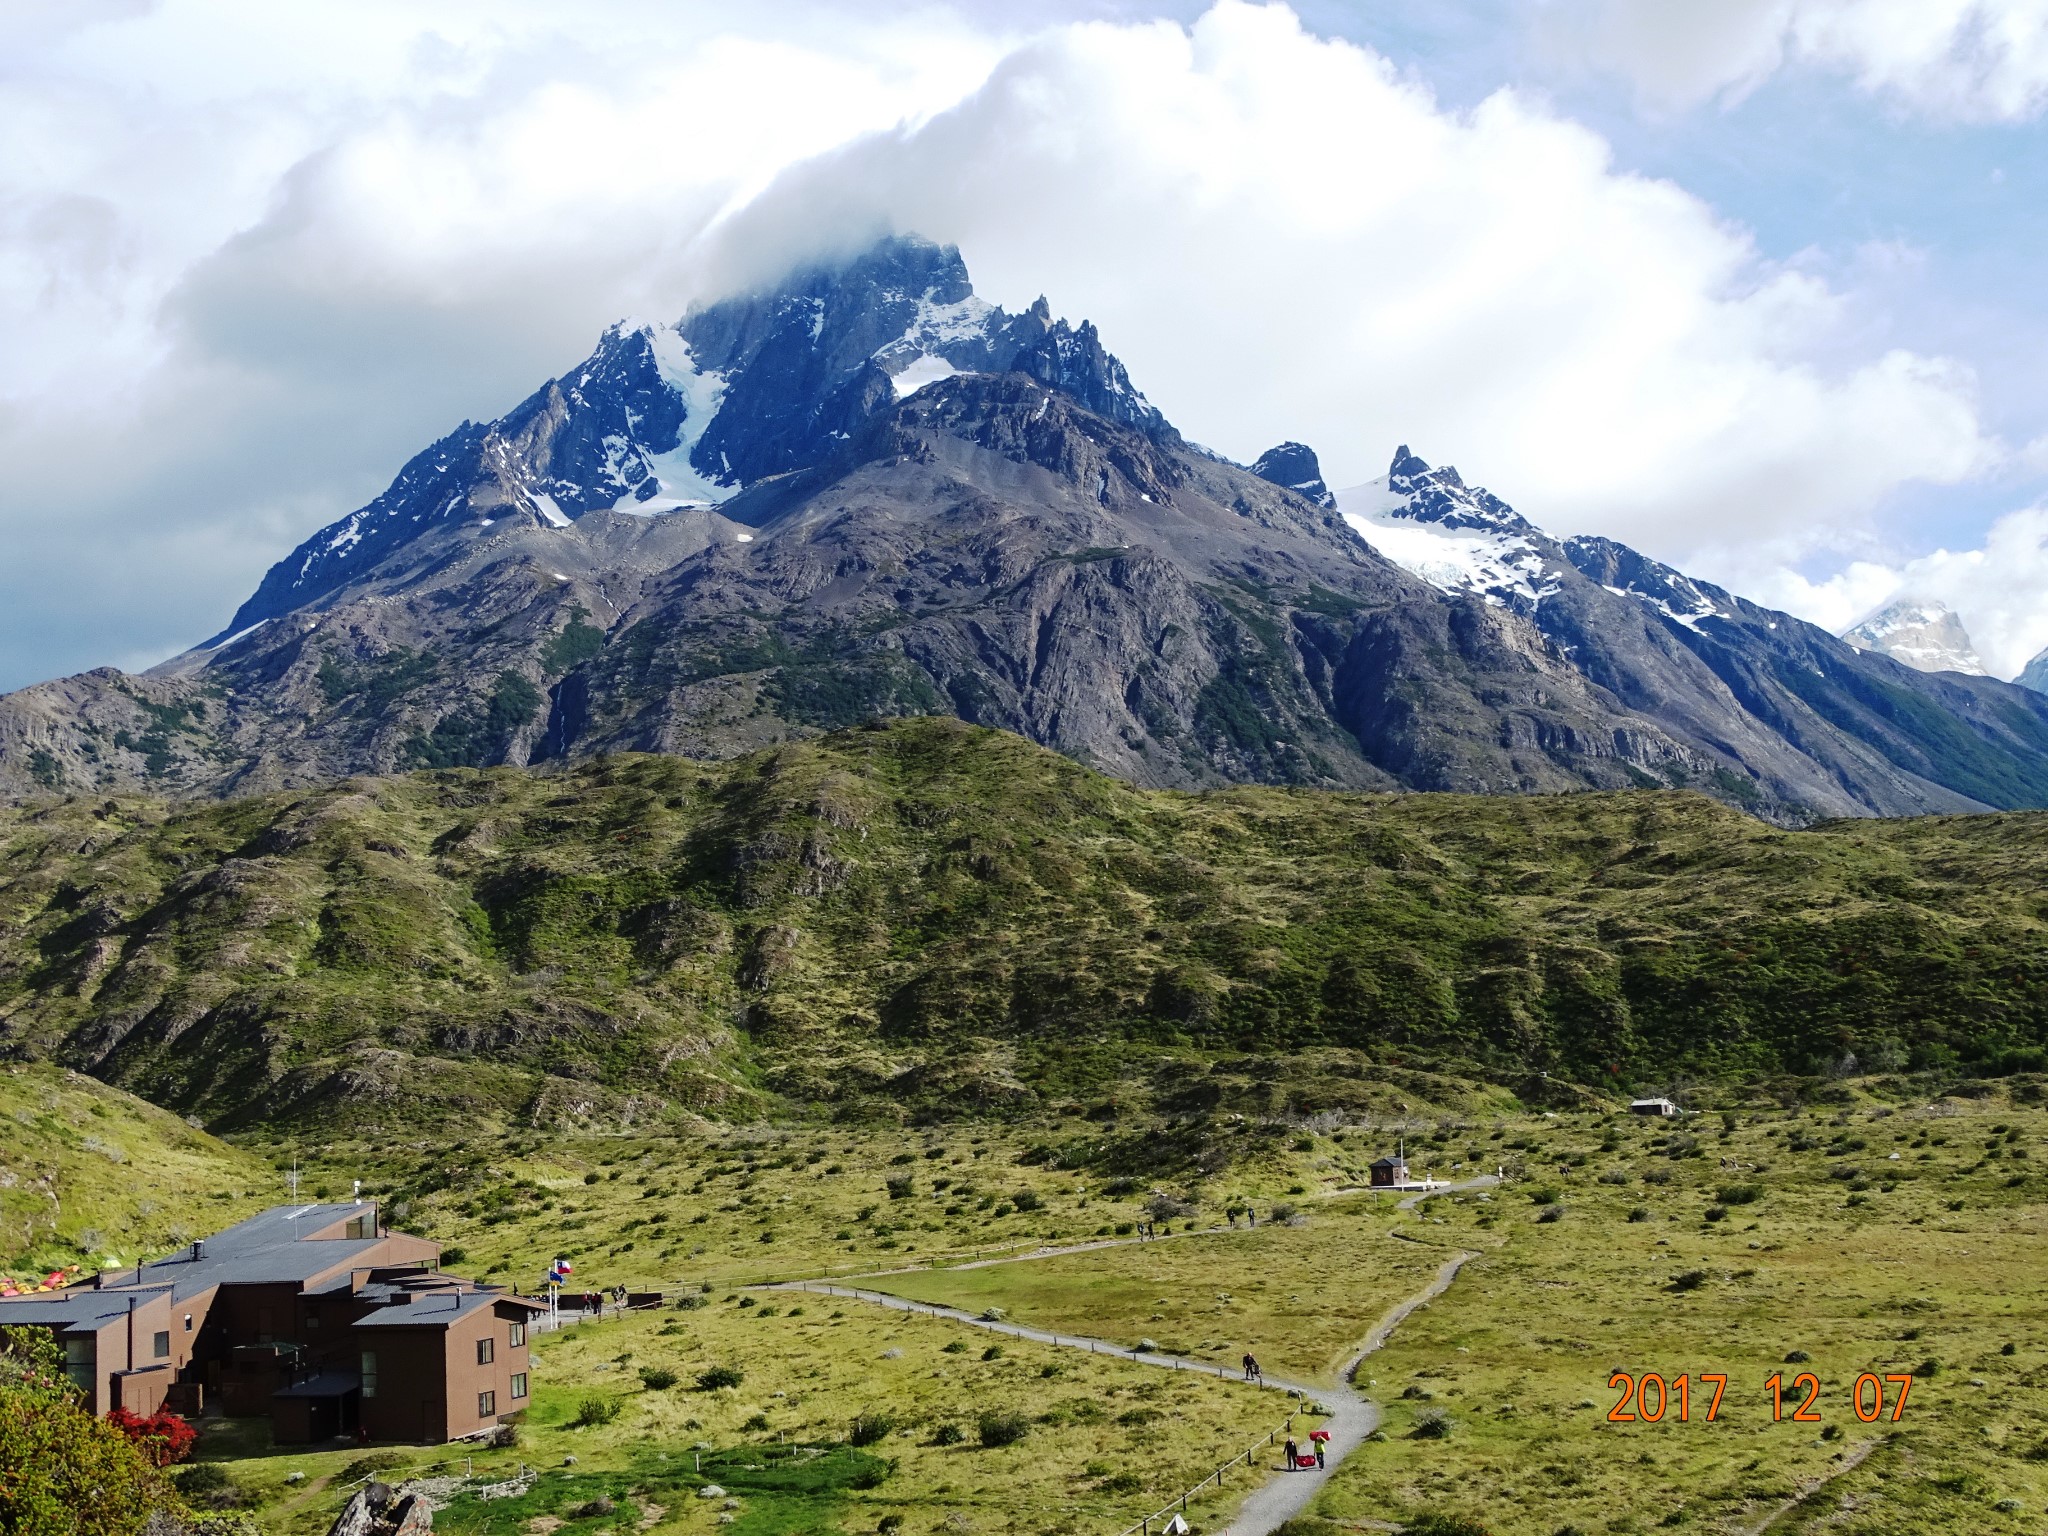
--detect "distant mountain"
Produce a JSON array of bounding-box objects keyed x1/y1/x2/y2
[
  {"x1": 5, "y1": 234, "x2": 2048, "y2": 822},
  {"x1": 2023, "y1": 645, "x2": 2048, "y2": 696},
  {"x1": 1841, "y1": 600, "x2": 1988, "y2": 677}
]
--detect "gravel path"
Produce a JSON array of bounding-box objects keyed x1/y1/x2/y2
[{"x1": 759, "y1": 1175, "x2": 1500, "y2": 1536}]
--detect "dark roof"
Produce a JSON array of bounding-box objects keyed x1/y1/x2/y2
[
  {"x1": 352, "y1": 1289, "x2": 510, "y2": 1330},
  {"x1": 0, "y1": 1285, "x2": 170, "y2": 1332},
  {"x1": 274, "y1": 1370, "x2": 362, "y2": 1399},
  {"x1": 1370, "y1": 1156, "x2": 1407, "y2": 1167},
  {"x1": 114, "y1": 1205, "x2": 388, "y2": 1301}
]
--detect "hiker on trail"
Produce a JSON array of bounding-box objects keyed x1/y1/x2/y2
[
  {"x1": 1283, "y1": 1436, "x2": 1299, "y2": 1470},
  {"x1": 1315, "y1": 1442, "x2": 1326, "y2": 1468},
  {"x1": 1243, "y1": 1353, "x2": 1262, "y2": 1384}
]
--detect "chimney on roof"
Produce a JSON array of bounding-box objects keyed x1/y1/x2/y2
[{"x1": 191, "y1": 1239, "x2": 204, "y2": 1262}]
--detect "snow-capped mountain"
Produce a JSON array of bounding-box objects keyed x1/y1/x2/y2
[
  {"x1": 1336, "y1": 448, "x2": 1559, "y2": 608},
  {"x1": 7, "y1": 234, "x2": 2048, "y2": 823},
  {"x1": 224, "y1": 236, "x2": 1166, "y2": 635},
  {"x1": 2020, "y1": 645, "x2": 2048, "y2": 695},
  {"x1": 1840, "y1": 600, "x2": 1988, "y2": 677}
]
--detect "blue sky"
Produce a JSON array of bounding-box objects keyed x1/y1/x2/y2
[{"x1": 3, "y1": 0, "x2": 2047, "y2": 685}]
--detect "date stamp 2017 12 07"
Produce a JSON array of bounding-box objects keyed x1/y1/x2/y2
[{"x1": 1605, "y1": 1371, "x2": 1915, "y2": 1424}]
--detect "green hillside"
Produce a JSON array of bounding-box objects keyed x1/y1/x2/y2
[
  {"x1": 0, "y1": 1063, "x2": 271, "y2": 1274},
  {"x1": 2, "y1": 718, "x2": 2046, "y2": 1133}
]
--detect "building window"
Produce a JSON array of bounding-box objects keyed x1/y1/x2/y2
[
  {"x1": 344, "y1": 1213, "x2": 375, "y2": 1240},
  {"x1": 360, "y1": 1352, "x2": 378, "y2": 1400},
  {"x1": 508, "y1": 1321, "x2": 526, "y2": 1349},
  {"x1": 509, "y1": 1373, "x2": 527, "y2": 1401},
  {"x1": 306, "y1": 1311, "x2": 320, "y2": 1329},
  {"x1": 477, "y1": 1390, "x2": 496, "y2": 1418},
  {"x1": 476, "y1": 1337, "x2": 495, "y2": 1366},
  {"x1": 183, "y1": 1314, "x2": 193, "y2": 1332},
  {"x1": 152, "y1": 1331, "x2": 170, "y2": 1360},
  {"x1": 62, "y1": 1337, "x2": 93, "y2": 1396}
]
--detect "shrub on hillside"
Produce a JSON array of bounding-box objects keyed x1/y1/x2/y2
[
  {"x1": 1409, "y1": 1408, "x2": 1454, "y2": 1440},
  {"x1": 696, "y1": 1365, "x2": 745, "y2": 1391},
  {"x1": 638, "y1": 1367, "x2": 678, "y2": 1391},
  {"x1": 1402, "y1": 1516, "x2": 1491, "y2": 1536},
  {"x1": 571, "y1": 1396, "x2": 621, "y2": 1427},
  {"x1": 848, "y1": 1412, "x2": 896, "y2": 1446},
  {"x1": 976, "y1": 1410, "x2": 1031, "y2": 1448},
  {"x1": 338, "y1": 1450, "x2": 410, "y2": 1484}
]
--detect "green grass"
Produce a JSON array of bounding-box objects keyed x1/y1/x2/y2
[
  {"x1": 0, "y1": 1062, "x2": 270, "y2": 1273},
  {"x1": 1302, "y1": 1087, "x2": 2048, "y2": 1534},
  {"x1": 868, "y1": 1198, "x2": 1442, "y2": 1386},
  {"x1": 207, "y1": 1285, "x2": 1307, "y2": 1536},
  {"x1": 19, "y1": 1077, "x2": 2041, "y2": 1534},
  {"x1": 1, "y1": 720, "x2": 2046, "y2": 1132}
]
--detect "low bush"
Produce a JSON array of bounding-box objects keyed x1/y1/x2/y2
[
  {"x1": 338, "y1": 1450, "x2": 410, "y2": 1483},
  {"x1": 929, "y1": 1422, "x2": 965, "y2": 1446},
  {"x1": 572, "y1": 1396, "x2": 621, "y2": 1427},
  {"x1": 1716, "y1": 1184, "x2": 1763, "y2": 1205},
  {"x1": 638, "y1": 1367, "x2": 678, "y2": 1391},
  {"x1": 1409, "y1": 1408, "x2": 1454, "y2": 1440},
  {"x1": 1401, "y1": 1518, "x2": 1490, "y2": 1536},
  {"x1": 1669, "y1": 1270, "x2": 1709, "y2": 1293},
  {"x1": 106, "y1": 1407, "x2": 195, "y2": 1466},
  {"x1": 976, "y1": 1410, "x2": 1031, "y2": 1448},
  {"x1": 848, "y1": 1412, "x2": 896, "y2": 1446},
  {"x1": 696, "y1": 1365, "x2": 745, "y2": 1391},
  {"x1": 1400, "y1": 1515, "x2": 1482, "y2": 1536}
]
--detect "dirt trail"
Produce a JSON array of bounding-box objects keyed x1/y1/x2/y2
[
  {"x1": 759, "y1": 1181, "x2": 1498, "y2": 1536},
  {"x1": 1733, "y1": 1435, "x2": 1888, "y2": 1536}
]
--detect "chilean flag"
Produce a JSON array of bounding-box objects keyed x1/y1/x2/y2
[{"x1": 549, "y1": 1259, "x2": 574, "y2": 1284}]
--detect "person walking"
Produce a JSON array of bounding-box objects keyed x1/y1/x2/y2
[
  {"x1": 1242, "y1": 1353, "x2": 1255, "y2": 1381},
  {"x1": 1283, "y1": 1436, "x2": 1299, "y2": 1471}
]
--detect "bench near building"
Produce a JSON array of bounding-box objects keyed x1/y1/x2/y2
[{"x1": 0, "y1": 1203, "x2": 540, "y2": 1445}]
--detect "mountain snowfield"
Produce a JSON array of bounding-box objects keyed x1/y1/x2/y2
[
  {"x1": 1840, "y1": 599, "x2": 1990, "y2": 678},
  {"x1": 4, "y1": 234, "x2": 2048, "y2": 822}
]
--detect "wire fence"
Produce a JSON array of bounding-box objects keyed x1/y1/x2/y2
[
  {"x1": 1110, "y1": 1410, "x2": 1307, "y2": 1536},
  {"x1": 520, "y1": 1271, "x2": 1331, "y2": 1534}
]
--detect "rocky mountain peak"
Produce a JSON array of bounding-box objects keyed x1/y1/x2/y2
[
  {"x1": 1841, "y1": 598, "x2": 1988, "y2": 677},
  {"x1": 1334, "y1": 447, "x2": 1554, "y2": 609},
  {"x1": 2021, "y1": 644, "x2": 2048, "y2": 695},
  {"x1": 221, "y1": 234, "x2": 1167, "y2": 633},
  {"x1": 1250, "y1": 442, "x2": 1335, "y2": 508}
]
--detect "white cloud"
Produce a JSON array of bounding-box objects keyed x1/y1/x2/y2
[
  {"x1": 0, "y1": 0, "x2": 2014, "y2": 694},
  {"x1": 697, "y1": 1, "x2": 1992, "y2": 544},
  {"x1": 1542, "y1": 0, "x2": 2048, "y2": 120},
  {"x1": 1743, "y1": 506, "x2": 2048, "y2": 677}
]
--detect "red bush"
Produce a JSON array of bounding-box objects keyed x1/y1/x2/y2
[{"x1": 104, "y1": 1406, "x2": 196, "y2": 1466}]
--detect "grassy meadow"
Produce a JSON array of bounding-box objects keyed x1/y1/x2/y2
[
  {"x1": 1298, "y1": 1086, "x2": 2048, "y2": 1534},
  {"x1": 867, "y1": 1199, "x2": 1443, "y2": 1386},
  {"x1": 0, "y1": 1061, "x2": 270, "y2": 1275},
  {"x1": 21, "y1": 1070, "x2": 2048, "y2": 1534},
  {"x1": 191, "y1": 1284, "x2": 1310, "y2": 1536}
]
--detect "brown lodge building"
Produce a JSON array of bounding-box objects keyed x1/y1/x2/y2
[{"x1": 0, "y1": 1202, "x2": 541, "y2": 1444}]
